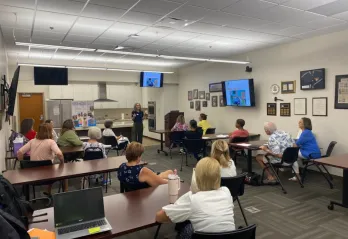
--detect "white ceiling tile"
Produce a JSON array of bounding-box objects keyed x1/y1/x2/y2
[
  {"x1": 101, "y1": 22, "x2": 147, "y2": 38},
  {"x1": 137, "y1": 26, "x2": 174, "y2": 42},
  {"x1": 282, "y1": 0, "x2": 338, "y2": 11},
  {"x1": 34, "y1": 11, "x2": 76, "y2": 33},
  {"x1": 89, "y1": 43, "x2": 116, "y2": 50},
  {"x1": 249, "y1": 22, "x2": 292, "y2": 33},
  {"x1": 188, "y1": 0, "x2": 239, "y2": 10},
  {"x1": 74, "y1": 51, "x2": 103, "y2": 61},
  {"x1": 154, "y1": 31, "x2": 198, "y2": 45},
  {"x1": 52, "y1": 49, "x2": 79, "y2": 60},
  {"x1": 170, "y1": 5, "x2": 211, "y2": 21},
  {"x1": 0, "y1": 6, "x2": 34, "y2": 29},
  {"x1": 222, "y1": 27, "x2": 285, "y2": 42},
  {"x1": 175, "y1": 34, "x2": 219, "y2": 47},
  {"x1": 277, "y1": 26, "x2": 313, "y2": 36},
  {"x1": 293, "y1": 22, "x2": 348, "y2": 38},
  {"x1": 183, "y1": 22, "x2": 227, "y2": 35},
  {"x1": 81, "y1": 4, "x2": 126, "y2": 21},
  {"x1": 69, "y1": 17, "x2": 114, "y2": 37},
  {"x1": 201, "y1": 12, "x2": 271, "y2": 30},
  {"x1": 30, "y1": 37, "x2": 62, "y2": 45},
  {"x1": 122, "y1": 38, "x2": 151, "y2": 48},
  {"x1": 141, "y1": 43, "x2": 173, "y2": 51},
  {"x1": 37, "y1": 0, "x2": 85, "y2": 15},
  {"x1": 299, "y1": 17, "x2": 346, "y2": 29},
  {"x1": 132, "y1": 0, "x2": 181, "y2": 15},
  {"x1": 265, "y1": 0, "x2": 290, "y2": 3},
  {"x1": 12, "y1": 28, "x2": 31, "y2": 40},
  {"x1": 0, "y1": 0, "x2": 35, "y2": 8},
  {"x1": 84, "y1": 0, "x2": 140, "y2": 10},
  {"x1": 93, "y1": 37, "x2": 122, "y2": 46},
  {"x1": 120, "y1": 11, "x2": 161, "y2": 25},
  {"x1": 62, "y1": 40, "x2": 92, "y2": 48},
  {"x1": 32, "y1": 30, "x2": 64, "y2": 40},
  {"x1": 29, "y1": 48, "x2": 56, "y2": 59},
  {"x1": 332, "y1": 11, "x2": 348, "y2": 20},
  {"x1": 309, "y1": 0, "x2": 348, "y2": 16},
  {"x1": 64, "y1": 34, "x2": 95, "y2": 43},
  {"x1": 222, "y1": 0, "x2": 277, "y2": 18}
]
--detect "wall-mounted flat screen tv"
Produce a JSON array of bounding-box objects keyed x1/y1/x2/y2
[
  {"x1": 34, "y1": 67, "x2": 68, "y2": 85},
  {"x1": 222, "y1": 79, "x2": 255, "y2": 107},
  {"x1": 140, "y1": 72, "x2": 163, "y2": 88}
]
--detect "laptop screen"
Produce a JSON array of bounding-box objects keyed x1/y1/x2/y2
[{"x1": 53, "y1": 187, "x2": 105, "y2": 227}]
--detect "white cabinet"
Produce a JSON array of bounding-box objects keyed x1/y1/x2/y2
[
  {"x1": 49, "y1": 85, "x2": 74, "y2": 99},
  {"x1": 93, "y1": 101, "x2": 120, "y2": 109},
  {"x1": 107, "y1": 84, "x2": 141, "y2": 108},
  {"x1": 73, "y1": 84, "x2": 98, "y2": 101}
]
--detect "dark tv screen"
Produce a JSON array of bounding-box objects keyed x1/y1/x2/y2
[
  {"x1": 34, "y1": 67, "x2": 68, "y2": 85},
  {"x1": 7, "y1": 66, "x2": 20, "y2": 116}
]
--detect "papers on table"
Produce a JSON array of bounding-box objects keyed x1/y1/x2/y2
[
  {"x1": 216, "y1": 134, "x2": 229, "y2": 138},
  {"x1": 236, "y1": 143, "x2": 251, "y2": 147},
  {"x1": 202, "y1": 137, "x2": 209, "y2": 139},
  {"x1": 79, "y1": 136, "x2": 90, "y2": 140}
]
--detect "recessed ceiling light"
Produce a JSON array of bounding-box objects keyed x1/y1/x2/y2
[
  {"x1": 114, "y1": 46, "x2": 124, "y2": 50},
  {"x1": 129, "y1": 34, "x2": 139, "y2": 38}
]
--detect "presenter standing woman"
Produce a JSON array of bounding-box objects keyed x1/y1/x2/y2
[{"x1": 132, "y1": 103, "x2": 144, "y2": 143}]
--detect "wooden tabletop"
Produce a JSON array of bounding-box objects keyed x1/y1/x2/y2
[
  {"x1": 59, "y1": 146, "x2": 84, "y2": 154},
  {"x1": 3, "y1": 156, "x2": 146, "y2": 185},
  {"x1": 316, "y1": 154, "x2": 348, "y2": 169},
  {"x1": 30, "y1": 183, "x2": 190, "y2": 238},
  {"x1": 229, "y1": 140, "x2": 268, "y2": 149}
]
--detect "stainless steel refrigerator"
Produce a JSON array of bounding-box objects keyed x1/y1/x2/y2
[{"x1": 46, "y1": 100, "x2": 72, "y2": 130}]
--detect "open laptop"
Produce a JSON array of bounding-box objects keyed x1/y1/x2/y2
[{"x1": 53, "y1": 187, "x2": 112, "y2": 239}]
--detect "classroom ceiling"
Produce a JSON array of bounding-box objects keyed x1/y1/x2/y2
[{"x1": 1, "y1": 0, "x2": 348, "y2": 69}]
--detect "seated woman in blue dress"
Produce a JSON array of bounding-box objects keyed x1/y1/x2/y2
[
  {"x1": 118, "y1": 142, "x2": 173, "y2": 190},
  {"x1": 295, "y1": 117, "x2": 321, "y2": 160}
]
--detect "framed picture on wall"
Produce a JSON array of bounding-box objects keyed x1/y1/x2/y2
[
  {"x1": 199, "y1": 91, "x2": 205, "y2": 99},
  {"x1": 188, "y1": 91, "x2": 192, "y2": 101},
  {"x1": 219, "y1": 95, "x2": 225, "y2": 107},
  {"x1": 209, "y1": 82, "x2": 222, "y2": 92},
  {"x1": 206, "y1": 93, "x2": 210, "y2": 100},
  {"x1": 193, "y1": 89, "x2": 198, "y2": 99},
  {"x1": 195, "y1": 101, "x2": 201, "y2": 111},
  {"x1": 300, "y1": 68, "x2": 325, "y2": 90},
  {"x1": 202, "y1": 101, "x2": 207, "y2": 107},
  {"x1": 335, "y1": 75, "x2": 348, "y2": 109},
  {"x1": 313, "y1": 97, "x2": 328, "y2": 116},
  {"x1": 190, "y1": 101, "x2": 194, "y2": 109},
  {"x1": 294, "y1": 98, "x2": 307, "y2": 115},
  {"x1": 212, "y1": 96, "x2": 218, "y2": 107},
  {"x1": 281, "y1": 81, "x2": 296, "y2": 94}
]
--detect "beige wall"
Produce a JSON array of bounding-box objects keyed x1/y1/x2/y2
[
  {"x1": 178, "y1": 29, "x2": 348, "y2": 177},
  {"x1": 0, "y1": 30, "x2": 10, "y2": 172}
]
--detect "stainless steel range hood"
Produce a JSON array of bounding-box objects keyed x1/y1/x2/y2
[{"x1": 94, "y1": 82, "x2": 117, "y2": 102}]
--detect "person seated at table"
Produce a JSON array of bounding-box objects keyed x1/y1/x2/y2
[
  {"x1": 57, "y1": 119, "x2": 83, "y2": 147},
  {"x1": 198, "y1": 113, "x2": 211, "y2": 135},
  {"x1": 256, "y1": 122, "x2": 300, "y2": 183},
  {"x1": 20, "y1": 118, "x2": 36, "y2": 140},
  {"x1": 183, "y1": 120, "x2": 203, "y2": 161},
  {"x1": 295, "y1": 117, "x2": 321, "y2": 161},
  {"x1": 229, "y1": 119, "x2": 249, "y2": 139},
  {"x1": 190, "y1": 140, "x2": 237, "y2": 193},
  {"x1": 171, "y1": 115, "x2": 189, "y2": 131},
  {"x1": 156, "y1": 157, "x2": 235, "y2": 238},
  {"x1": 17, "y1": 123, "x2": 65, "y2": 195},
  {"x1": 103, "y1": 120, "x2": 129, "y2": 147},
  {"x1": 45, "y1": 119, "x2": 58, "y2": 142},
  {"x1": 118, "y1": 142, "x2": 173, "y2": 189}
]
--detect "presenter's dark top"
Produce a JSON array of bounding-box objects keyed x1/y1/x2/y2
[{"x1": 132, "y1": 110, "x2": 144, "y2": 123}]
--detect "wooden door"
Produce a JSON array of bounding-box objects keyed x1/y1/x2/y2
[{"x1": 18, "y1": 93, "x2": 44, "y2": 132}]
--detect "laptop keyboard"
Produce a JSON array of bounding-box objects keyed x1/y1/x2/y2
[{"x1": 58, "y1": 219, "x2": 107, "y2": 235}]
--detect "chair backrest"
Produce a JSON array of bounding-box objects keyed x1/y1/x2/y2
[
  {"x1": 221, "y1": 173, "x2": 247, "y2": 198},
  {"x1": 83, "y1": 147, "x2": 104, "y2": 161},
  {"x1": 120, "y1": 181, "x2": 150, "y2": 193},
  {"x1": 325, "y1": 141, "x2": 337, "y2": 157},
  {"x1": 103, "y1": 136, "x2": 118, "y2": 147},
  {"x1": 230, "y1": 137, "x2": 248, "y2": 143},
  {"x1": 170, "y1": 131, "x2": 185, "y2": 142},
  {"x1": 183, "y1": 139, "x2": 205, "y2": 154},
  {"x1": 205, "y1": 128, "x2": 216, "y2": 134},
  {"x1": 20, "y1": 160, "x2": 52, "y2": 169},
  {"x1": 281, "y1": 147, "x2": 300, "y2": 164},
  {"x1": 192, "y1": 224, "x2": 256, "y2": 239}
]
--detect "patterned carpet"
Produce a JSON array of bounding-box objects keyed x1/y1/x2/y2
[{"x1": 25, "y1": 143, "x2": 348, "y2": 239}]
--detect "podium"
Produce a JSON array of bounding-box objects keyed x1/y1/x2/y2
[{"x1": 164, "y1": 111, "x2": 184, "y2": 147}]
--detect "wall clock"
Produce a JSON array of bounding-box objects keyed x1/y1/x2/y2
[{"x1": 270, "y1": 84, "x2": 280, "y2": 94}]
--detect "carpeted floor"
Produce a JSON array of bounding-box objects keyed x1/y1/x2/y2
[{"x1": 27, "y1": 144, "x2": 348, "y2": 239}]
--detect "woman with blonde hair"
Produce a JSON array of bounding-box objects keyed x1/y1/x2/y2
[
  {"x1": 156, "y1": 157, "x2": 235, "y2": 238},
  {"x1": 191, "y1": 140, "x2": 236, "y2": 193},
  {"x1": 131, "y1": 103, "x2": 144, "y2": 143},
  {"x1": 171, "y1": 115, "x2": 188, "y2": 131}
]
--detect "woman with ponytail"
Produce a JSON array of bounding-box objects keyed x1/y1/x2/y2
[{"x1": 190, "y1": 140, "x2": 237, "y2": 193}]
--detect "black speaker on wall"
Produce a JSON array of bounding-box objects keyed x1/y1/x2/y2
[{"x1": 246, "y1": 66, "x2": 252, "y2": 72}]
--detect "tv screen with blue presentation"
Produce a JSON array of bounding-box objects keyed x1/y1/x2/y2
[
  {"x1": 222, "y1": 79, "x2": 255, "y2": 107},
  {"x1": 140, "y1": 72, "x2": 163, "y2": 88}
]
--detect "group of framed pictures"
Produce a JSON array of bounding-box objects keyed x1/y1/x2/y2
[
  {"x1": 188, "y1": 88, "x2": 224, "y2": 111},
  {"x1": 294, "y1": 97, "x2": 328, "y2": 116}
]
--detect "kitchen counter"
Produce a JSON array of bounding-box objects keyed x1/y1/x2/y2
[
  {"x1": 75, "y1": 122, "x2": 133, "y2": 139},
  {"x1": 75, "y1": 122, "x2": 133, "y2": 131}
]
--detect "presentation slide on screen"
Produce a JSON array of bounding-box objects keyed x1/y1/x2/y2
[
  {"x1": 225, "y1": 80, "x2": 251, "y2": 106},
  {"x1": 142, "y1": 72, "x2": 162, "y2": 87}
]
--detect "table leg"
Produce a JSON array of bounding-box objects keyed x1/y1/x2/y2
[
  {"x1": 328, "y1": 168, "x2": 348, "y2": 210},
  {"x1": 157, "y1": 133, "x2": 168, "y2": 156},
  {"x1": 23, "y1": 185, "x2": 29, "y2": 201},
  {"x1": 247, "y1": 149, "x2": 253, "y2": 174}
]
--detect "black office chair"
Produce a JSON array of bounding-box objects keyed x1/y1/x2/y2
[
  {"x1": 103, "y1": 136, "x2": 128, "y2": 156},
  {"x1": 169, "y1": 131, "x2": 185, "y2": 159},
  {"x1": 221, "y1": 173, "x2": 248, "y2": 226},
  {"x1": 262, "y1": 147, "x2": 303, "y2": 194},
  {"x1": 83, "y1": 147, "x2": 111, "y2": 193},
  {"x1": 229, "y1": 137, "x2": 249, "y2": 166},
  {"x1": 20, "y1": 160, "x2": 59, "y2": 206},
  {"x1": 192, "y1": 224, "x2": 257, "y2": 239},
  {"x1": 205, "y1": 128, "x2": 216, "y2": 134},
  {"x1": 181, "y1": 139, "x2": 205, "y2": 171},
  {"x1": 302, "y1": 141, "x2": 337, "y2": 189}
]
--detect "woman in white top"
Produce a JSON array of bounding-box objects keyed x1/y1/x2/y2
[
  {"x1": 191, "y1": 140, "x2": 236, "y2": 193},
  {"x1": 45, "y1": 119, "x2": 58, "y2": 142},
  {"x1": 102, "y1": 120, "x2": 129, "y2": 146},
  {"x1": 156, "y1": 157, "x2": 235, "y2": 238}
]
